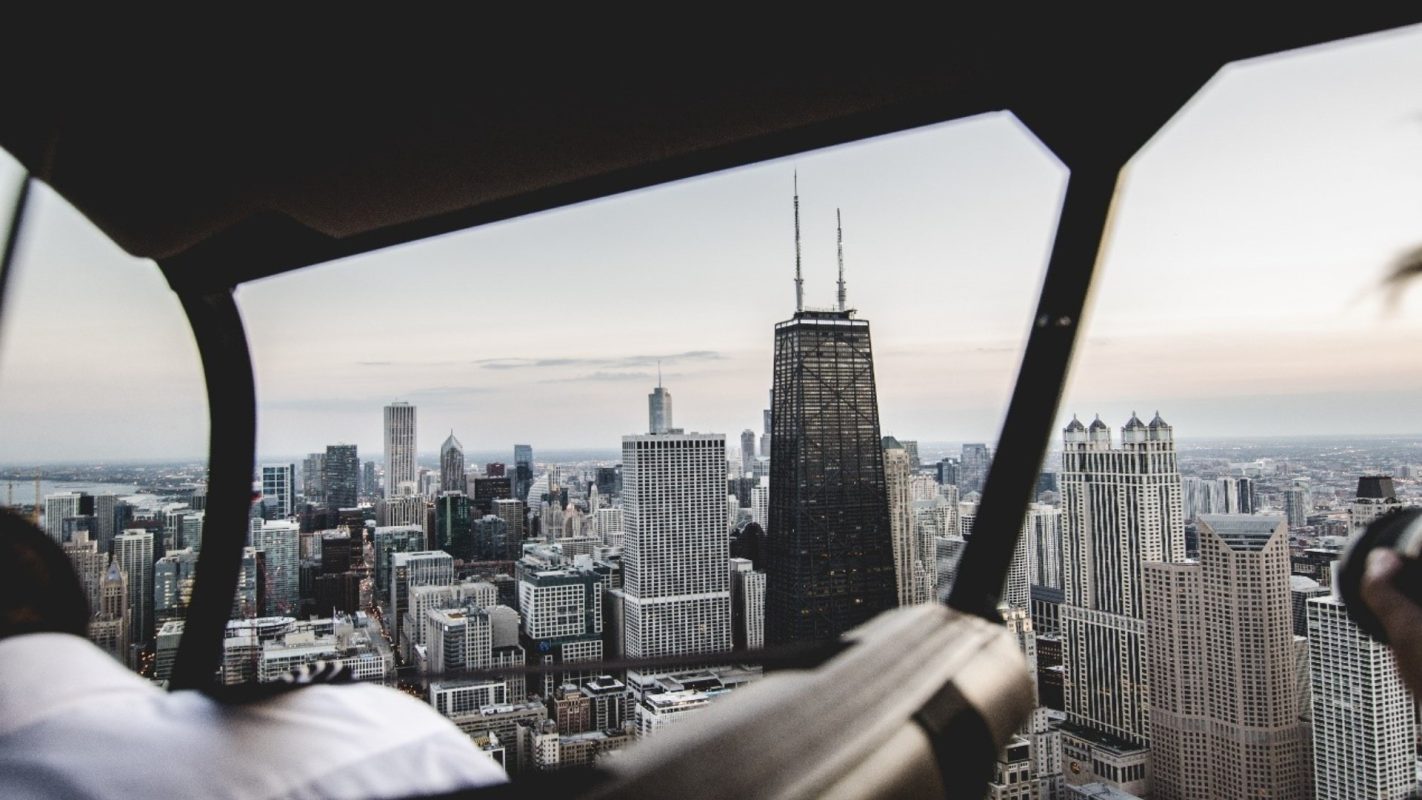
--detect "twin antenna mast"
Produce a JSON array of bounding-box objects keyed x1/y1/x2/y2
[
  {"x1": 792, "y1": 173, "x2": 847, "y2": 313},
  {"x1": 793, "y1": 171, "x2": 803, "y2": 313},
  {"x1": 836, "y1": 207, "x2": 846, "y2": 312}
]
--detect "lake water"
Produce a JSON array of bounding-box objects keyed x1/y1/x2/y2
[{"x1": 3, "y1": 480, "x2": 143, "y2": 508}]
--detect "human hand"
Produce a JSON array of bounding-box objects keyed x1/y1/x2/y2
[{"x1": 1360, "y1": 548, "x2": 1422, "y2": 698}]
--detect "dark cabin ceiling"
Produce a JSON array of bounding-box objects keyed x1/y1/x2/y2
[{"x1": 1, "y1": 15, "x2": 1417, "y2": 293}]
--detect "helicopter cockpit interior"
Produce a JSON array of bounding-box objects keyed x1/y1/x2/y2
[{"x1": 2, "y1": 15, "x2": 1420, "y2": 799}]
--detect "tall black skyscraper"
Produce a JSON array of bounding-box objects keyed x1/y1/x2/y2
[
  {"x1": 514, "y1": 444, "x2": 534, "y2": 502},
  {"x1": 436, "y1": 492, "x2": 474, "y2": 559},
  {"x1": 323, "y1": 444, "x2": 359, "y2": 511},
  {"x1": 595, "y1": 466, "x2": 619, "y2": 499},
  {"x1": 765, "y1": 182, "x2": 897, "y2": 644}
]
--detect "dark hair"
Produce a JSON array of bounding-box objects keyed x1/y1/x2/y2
[
  {"x1": 1384, "y1": 245, "x2": 1422, "y2": 305},
  {"x1": 0, "y1": 508, "x2": 89, "y2": 638}
]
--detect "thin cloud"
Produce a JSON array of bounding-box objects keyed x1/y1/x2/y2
[
  {"x1": 474, "y1": 357, "x2": 581, "y2": 369},
  {"x1": 476, "y1": 351, "x2": 723, "y2": 371},
  {"x1": 265, "y1": 385, "x2": 494, "y2": 412},
  {"x1": 356, "y1": 359, "x2": 466, "y2": 368},
  {"x1": 407, "y1": 386, "x2": 497, "y2": 398},
  {"x1": 541, "y1": 370, "x2": 682, "y2": 384}
]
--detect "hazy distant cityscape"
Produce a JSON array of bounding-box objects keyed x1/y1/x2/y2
[{"x1": 16, "y1": 368, "x2": 1422, "y2": 797}]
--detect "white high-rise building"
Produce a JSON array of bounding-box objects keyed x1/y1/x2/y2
[
  {"x1": 998, "y1": 504, "x2": 1041, "y2": 612},
  {"x1": 260, "y1": 463, "x2": 296, "y2": 519},
  {"x1": 44, "y1": 492, "x2": 82, "y2": 542},
  {"x1": 114, "y1": 530, "x2": 155, "y2": 645},
  {"x1": 750, "y1": 482, "x2": 769, "y2": 530},
  {"x1": 1059, "y1": 412, "x2": 1184, "y2": 791},
  {"x1": 594, "y1": 506, "x2": 623, "y2": 546},
  {"x1": 384, "y1": 401, "x2": 418, "y2": 499},
  {"x1": 425, "y1": 606, "x2": 493, "y2": 674},
  {"x1": 1308, "y1": 593, "x2": 1416, "y2": 799},
  {"x1": 1029, "y1": 503, "x2": 1063, "y2": 591},
  {"x1": 253, "y1": 520, "x2": 300, "y2": 616},
  {"x1": 379, "y1": 494, "x2": 424, "y2": 528},
  {"x1": 1144, "y1": 516, "x2": 1312, "y2": 800},
  {"x1": 621, "y1": 422, "x2": 730, "y2": 686},
  {"x1": 389, "y1": 550, "x2": 455, "y2": 655},
  {"x1": 884, "y1": 438, "x2": 930, "y2": 606},
  {"x1": 729, "y1": 557, "x2": 766, "y2": 651}
]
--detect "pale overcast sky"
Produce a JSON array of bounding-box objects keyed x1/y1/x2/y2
[{"x1": 2, "y1": 25, "x2": 1421, "y2": 463}]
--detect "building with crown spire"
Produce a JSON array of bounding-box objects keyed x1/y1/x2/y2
[
  {"x1": 1059, "y1": 411, "x2": 1185, "y2": 796},
  {"x1": 622, "y1": 380, "x2": 730, "y2": 690},
  {"x1": 765, "y1": 177, "x2": 897, "y2": 644},
  {"x1": 440, "y1": 431, "x2": 466, "y2": 493},
  {"x1": 648, "y1": 378, "x2": 674, "y2": 435},
  {"x1": 89, "y1": 558, "x2": 130, "y2": 665}
]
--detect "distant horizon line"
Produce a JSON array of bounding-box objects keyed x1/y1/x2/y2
[{"x1": 5, "y1": 431, "x2": 1422, "y2": 468}]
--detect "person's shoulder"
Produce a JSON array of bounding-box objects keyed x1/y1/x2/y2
[
  {"x1": 219, "y1": 683, "x2": 509, "y2": 793},
  {"x1": 268, "y1": 682, "x2": 461, "y2": 735}
]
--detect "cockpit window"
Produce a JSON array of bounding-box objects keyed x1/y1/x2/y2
[{"x1": 3, "y1": 22, "x2": 1420, "y2": 792}]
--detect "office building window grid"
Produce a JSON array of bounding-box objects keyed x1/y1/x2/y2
[{"x1": 621, "y1": 433, "x2": 731, "y2": 660}]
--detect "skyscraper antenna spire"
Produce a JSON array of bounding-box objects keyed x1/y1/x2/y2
[
  {"x1": 657, "y1": 360, "x2": 662, "y2": 388},
  {"x1": 793, "y1": 171, "x2": 803, "y2": 313},
  {"x1": 836, "y1": 207, "x2": 846, "y2": 312}
]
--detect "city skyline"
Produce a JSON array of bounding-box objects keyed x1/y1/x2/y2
[
  {"x1": 25, "y1": 402, "x2": 1422, "y2": 792},
  {"x1": 2, "y1": 28, "x2": 1422, "y2": 461}
]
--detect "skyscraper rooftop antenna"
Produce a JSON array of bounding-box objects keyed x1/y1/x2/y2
[
  {"x1": 793, "y1": 171, "x2": 803, "y2": 313},
  {"x1": 657, "y1": 360, "x2": 662, "y2": 388},
  {"x1": 836, "y1": 207, "x2": 846, "y2": 312}
]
